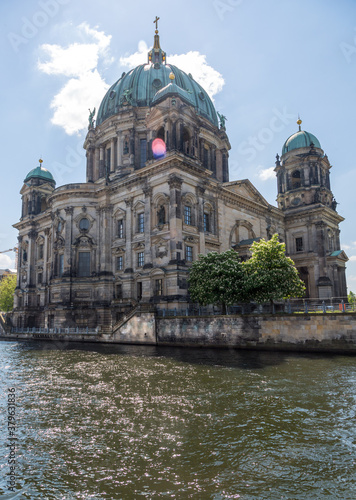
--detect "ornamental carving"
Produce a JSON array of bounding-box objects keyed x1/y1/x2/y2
[
  {"x1": 168, "y1": 174, "x2": 183, "y2": 189},
  {"x1": 28, "y1": 229, "x2": 38, "y2": 240},
  {"x1": 65, "y1": 206, "x2": 74, "y2": 215},
  {"x1": 155, "y1": 239, "x2": 168, "y2": 258},
  {"x1": 142, "y1": 185, "x2": 153, "y2": 197}
]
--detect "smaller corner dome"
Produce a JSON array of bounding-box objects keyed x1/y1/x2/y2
[
  {"x1": 282, "y1": 130, "x2": 321, "y2": 155},
  {"x1": 151, "y1": 81, "x2": 195, "y2": 106},
  {"x1": 24, "y1": 165, "x2": 55, "y2": 184}
]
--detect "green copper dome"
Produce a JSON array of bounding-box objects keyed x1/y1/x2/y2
[
  {"x1": 97, "y1": 34, "x2": 218, "y2": 128},
  {"x1": 282, "y1": 130, "x2": 321, "y2": 155},
  {"x1": 24, "y1": 165, "x2": 55, "y2": 184}
]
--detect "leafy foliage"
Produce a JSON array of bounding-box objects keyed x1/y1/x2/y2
[
  {"x1": 188, "y1": 250, "x2": 247, "y2": 310},
  {"x1": 348, "y1": 291, "x2": 356, "y2": 311},
  {"x1": 244, "y1": 234, "x2": 305, "y2": 303},
  {"x1": 0, "y1": 274, "x2": 17, "y2": 312}
]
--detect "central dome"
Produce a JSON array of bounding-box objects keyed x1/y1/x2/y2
[{"x1": 97, "y1": 35, "x2": 218, "y2": 127}]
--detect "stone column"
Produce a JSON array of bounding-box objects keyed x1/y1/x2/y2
[
  {"x1": 63, "y1": 207, "x2": 73, "y2": 278},
  {"x1": 307, "y1": 223, "x2": 312, "y2": 252},
  {"x1": 99, "y1": 146, "x2": 105, "y2": 178},
  {"x1": 143, "y1": 185, "x2": 152, "y2": 266},
  {"x1": 98, "y1": 206, "x2": 113, "y2": 276},
  {"x1": 43, "y1": 228, "x2": 50, "y2": 284},
  {"x1": 117, "y1": 131, "x2": 122, "y2": 168},
  {"x1": 110, "y1": 139, "x2": 115, "y2": 173},
  {"x1": 129, "y1": 129, "x2": 135, "y2": 167},
  {"x1": 168, "y1": 175, "x2": 183, "y2": 261},
  {"x1": 16, "y1": 236, "x2": 22, "y2": 288},
  {"x1": 196, "y1": 186, "x2": 205, "y2": 255},
  {"x1": 94, "y1": 148, "x2": 100, "y2": 181},
  {"x1": 124, "y1": 198, "x2": 133, "y2": 272},
  {"x1": 86, "y1": 147, "x2": 94, "y2": 182},
  {"x1": 27, "y1": 229, "x2": 37, "y2": 287}
]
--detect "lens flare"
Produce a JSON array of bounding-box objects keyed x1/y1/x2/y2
[{"x1": 152, "y1": 138, "x2": 166, "y2": 159}]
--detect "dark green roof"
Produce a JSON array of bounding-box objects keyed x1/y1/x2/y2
[
  {"x1": 24, "y1": 166, "x2": 55, "y2": 184},
  {"x1": 97, "y1": 44, "x2": 218, "y2": 127},
  {"x1": 235, "y1": 238, "x2": 261, "y2": 247},
  {"x1": 282, "y1": 130, "x2": 321, "y2": 155}
]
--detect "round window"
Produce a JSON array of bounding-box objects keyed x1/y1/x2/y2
[{"x1": 79, "y1": 218, "x2": 90, "y2": 230}]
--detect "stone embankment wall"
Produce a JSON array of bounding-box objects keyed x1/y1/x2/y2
[
  {"x1": 156, "y1": 314, "x2": 356, "y2": 352},
  {"x1": 2, "y1": 313, "x2": 356, "y2": 353}
]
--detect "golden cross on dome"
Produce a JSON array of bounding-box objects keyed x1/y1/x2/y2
[{"x1": 153, "y1": 16, "x2": 160, "y2": 32}]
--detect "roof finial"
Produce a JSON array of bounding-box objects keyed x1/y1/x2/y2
[
  {"x1": 297, "y1": 115, "x2": 302, "y2": 132},
  {"x1": 153, "y1": 16, "x2": 160, "y2": 34},
  {"x1": 39, "y1": 158, "x2": 43, "y2": 165},
  {"x1": 148, "y1": 16, "x2": 166, "y2": 66}
]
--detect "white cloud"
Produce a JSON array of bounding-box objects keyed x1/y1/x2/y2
[
  {"x1": 257, "y1": 166, "x2": 275, "y2": 181},
  {"x1": 39, "y1": 32, "x2": 224, "y2": 135},
  {"x1": 168, "y1": 51, "x2": 224, "y2": 99},
  {"x1": 349, "y1": 255, "x2": 356, "y2": 261},
  {"x1": 0, "y1": 254, "x2": 14, "y2": 269},
  {"x1": 38, "y1": 23, "x2": 111, "y2": 135},
  {"x1": 347, "y1": 275, "x2": 356, "y2": 286},
  {"x1": 50, "y1": 70, "x2": 109, "y2": 135},
  {"x1": 38, "y1": 42, "x2": 101, "y2": 77},
  {"x1": 119, "y1": 40, "x2": 149, "y2": 69},
  {"x1": 119, "y1": 41, "x2": 225, "y2": 100}
]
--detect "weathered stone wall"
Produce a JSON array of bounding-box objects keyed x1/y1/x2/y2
[
  {"x1": 3, "y1": 313, "x2": 356, "y2": 353},
  {"x1": 112, "y1": 312, "x2": 156, "y2": 344},
  {"x1": 156, "y1": 314, "x2": 356, "y2": 352}
]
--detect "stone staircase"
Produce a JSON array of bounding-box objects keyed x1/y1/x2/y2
[
  {"x1": 0, "y1": 312, "x2": 7, "y2": 335},
  {"x1": 112, "y1": 303, "x2": 156, "y2": 336}
]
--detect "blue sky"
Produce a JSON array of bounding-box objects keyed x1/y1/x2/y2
[{"x1": 1, "y1": 0, "x2": 356, "y2": 292}]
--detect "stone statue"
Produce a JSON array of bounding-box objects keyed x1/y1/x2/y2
[
  {"x1": 157, "y1": 205, "x2": 165, "y2": 225},
  {"x1": 331, "y1": 197, "x2": 338, "y2": 211},
  {"x1": 121, "y1": 89, "x2": 133, "y2": 105},
  {"x1": 88, "y1": 108, "x2": 96, "y2": 129},
  {"x1": 217, "y1": 112, "x2": 227, "y2": 129}
]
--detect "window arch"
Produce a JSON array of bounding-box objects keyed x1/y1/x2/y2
[
  {"x1": 153, "y1": 194, "x2": 169, "y2": 228},
  {"x1": 291, "y1": 170, "x2": 301, "y2": 189},
  {"x1": 133, "y1": 201, "x2": 145, "y2": 234},
  {"x1": 73, "y1": 235, "x2": 96, "y2": 278},
  {"x1": 114, "y1": 208, "x2": 126, "y2": 240},
  {"x1": 182, "y1": 127, "x2": 191, "y2": 155},
  {"x1": 203, "y1": 202, "x2": 215, "y2": 234},
  {"x1": 182, "y1": 193, "x2": 197, "y2": 227},
  {"x1": 157, "y1": 127, "x2": 165, "y2": 141},
  {"x1": 229, "y1": 220, "x2": 256, "y2": 248}
]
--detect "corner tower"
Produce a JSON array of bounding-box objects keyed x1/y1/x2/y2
[{"x1": 275, "y1": 119, "x2": 348, "y2": 299}]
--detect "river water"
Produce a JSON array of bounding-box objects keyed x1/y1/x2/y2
[{"x1": 0, "y1": 341, "x2": 355, "y2": 499}]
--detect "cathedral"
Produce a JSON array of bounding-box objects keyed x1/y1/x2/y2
[{"x1": 12, "y1": 25, "x2": 348, "y2": 331}]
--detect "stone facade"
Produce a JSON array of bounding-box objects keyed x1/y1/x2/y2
[{"x1": 12, "y1": 32, "x2": 348, "y2": 332}]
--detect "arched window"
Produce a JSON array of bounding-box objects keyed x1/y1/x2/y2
[
  {"x1": 153, "y1": 194, "x2": 169, "y2": 228},
  {"x1": 291, "y1": 170, "x2": 301, "y2": 189},
  {"x1": 157, "y1": 205, "x2": 166, "y2": 225},
  {"x1": 157, "y1": 127, "x2": 165, "y2": 141},
  {"x1": 182, "y1": 127, "x2": 190, "y2": 155}
]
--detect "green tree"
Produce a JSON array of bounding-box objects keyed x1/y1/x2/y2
[
  {"x1": 348, "y1": 291, "x2": 356, "y2": 311},
  {"x1": 245, "y1": 234, "x2": 305, "y2": 304},
  {"x1": 0, "y1": 274, "x2": 17, "y2": 312},
  {"x1": 188, "y1": 250, "x2": 247, "y2": 313}
]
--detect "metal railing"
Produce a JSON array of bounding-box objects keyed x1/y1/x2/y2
[
  {"x1": 156, "y1": 298, "x2": 356, "y2": 317},
  {"x1": 11, "y1": 326, "x2": 100, "y2": 335}
]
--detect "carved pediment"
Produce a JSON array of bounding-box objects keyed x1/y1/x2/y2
[
  {"x1": 223, "y1": 179, "x2": 269, "y2": 206},
  {"x1": 133, "y1": 242, "x2": 145, "y2": 250}
]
